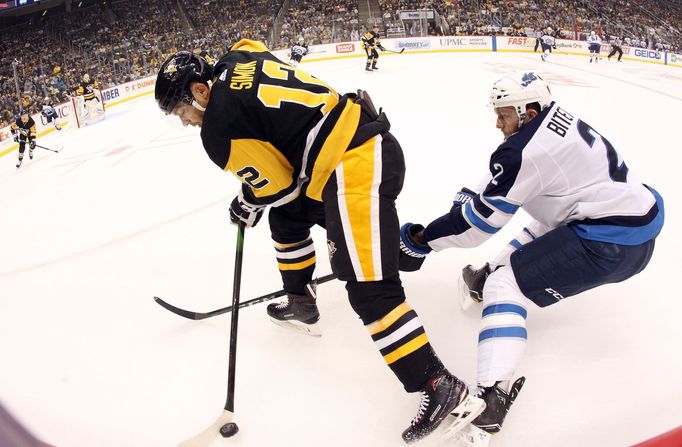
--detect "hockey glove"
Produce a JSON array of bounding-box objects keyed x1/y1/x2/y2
[
  {"x1": 229, "y1": 194, "x2": 265, "y2": 228},
  {"x1": 399, "y1": 223, "x2": 432, "y2": 272},
  {"x1": 29, "y1": 139, "x2": 36, "y2": 150},
  {"x1": 454, "y1": 187, "x2": 476, "y2": 206},
  {"x1": 12, "y1": 133, "x2": 18, "y2": 143},
  {"x1": 379, "y1": 45, "x2": 386, "y2": 51}
]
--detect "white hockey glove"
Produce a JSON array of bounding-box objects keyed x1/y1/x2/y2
[{"x1": 229, "y1": 191, "x2": 265, "y2": 228}]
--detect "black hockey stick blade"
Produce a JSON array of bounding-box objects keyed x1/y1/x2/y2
[
  {"x1": 384, "y1": 48, "x2": 405, "y2": 54},
  {"x1": 154, "y1": 273, "x2": 336, "y2": 320}
]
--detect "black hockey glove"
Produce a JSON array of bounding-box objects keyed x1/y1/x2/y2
[
  {"x1": 379, "y1": 45, "x2": 386, "y2": 51},
  {"x1": 229, "y1": 194, "x2": 265, "y2": 228},
  {"x1": 29, "y1": 139, "x2": 36, "y2": 150},
  {"x1": 399, "y1": 223, "x2": 432, "y2": 272},
  {"x1": 12, "y1": 133, "x2": 18, "y2": 143}
]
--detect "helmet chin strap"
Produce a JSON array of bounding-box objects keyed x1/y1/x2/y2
[
  {"x1": 191, "y1": 100, "x2": 206, "y2": 112},
  {"x1": 190, "y1": 80, "x2": 212, "y2": 112}
]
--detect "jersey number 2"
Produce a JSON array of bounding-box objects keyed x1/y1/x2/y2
[{"x1": 577, "y1": 119, "x2": 629, "y2": 183}]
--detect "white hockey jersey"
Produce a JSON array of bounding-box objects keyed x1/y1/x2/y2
[
  {"x1": 588, "y1": 34, "x2": 602, "y2": 45},
  {"x1": 423, "y1": 102, "x2": 664, "y2": 250},
  {"x1": 540, "y1": 34, "x2": 555, "y2": 46}
]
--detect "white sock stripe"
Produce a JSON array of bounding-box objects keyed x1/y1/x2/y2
[
  {"x1": 480, "y1": 314, "x2": 527, "y2": 331},
  {"x1": 275, "y1": 244, "x2": 315, "y2": 260},
  {"x1": 374, "y1": 317, "x2": 422, "y2": 350}
]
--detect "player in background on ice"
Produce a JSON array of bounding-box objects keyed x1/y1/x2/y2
[
  {"x1": 289, "y1": 37, "x2": 308, "y2": 67},
  {"x1": 76, "y1": 73, "x2": 104, "y2": 117},
  {"x1": 539, "y1": 28, "x2": 556, "y2": 62},
  {"x1": 608, "y1": 36, "x2": 624, "y2": 62},
  {"x1": 10, "y1": 112, "x2": 36, "y2": 169},
  {"x1": 40, "y1": 97, "x2": 62, "y2": 131},
  {"x1": 155, "y1": 40, "x2": 484, "y2": 444},
  {"x1": 362, "y1": 26, "x2": 385, "y2": 71},
  {"x1": 588, "y1": 31, "x2": 602, "y2": 63},
  {"x1": 399, "y1": 72, "x2": 664, "y2": 436}
]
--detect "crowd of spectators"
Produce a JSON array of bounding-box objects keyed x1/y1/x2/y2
[
  {"x1": 1, "y1": 0, "x2": 680, "y2": 128},
  {"x1": 277, "y1": 0, "x2": 360, "y2": 49}
]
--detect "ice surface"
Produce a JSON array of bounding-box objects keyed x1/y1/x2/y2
[{"x1": 1, "y1": 51, "x2": 680, "y2": 447}]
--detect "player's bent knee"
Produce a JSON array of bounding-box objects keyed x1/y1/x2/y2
[{"x1": 345, "y1": 277, "x2": 405, "y2": 324}]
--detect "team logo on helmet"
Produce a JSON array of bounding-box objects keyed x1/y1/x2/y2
[
  {"x1": 521, "y1": 72, "x2": 538, "y2": 87},
  {"x1": 164, "y1": 59, "x2": 179, "y2": 74}
]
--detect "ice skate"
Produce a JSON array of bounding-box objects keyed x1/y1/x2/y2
[
  {"x1": 459, "y1": 263, "x2": 492, "y2": 310},
  {"x1": 402, "y1": 372, "x2": 485, "y2": 444},
  {"x1": 266, "y1": 281, "x2": 321, "y2": 337},
  {"x1": 472, "y1": 377, "x2": 526, "y2": 434}
]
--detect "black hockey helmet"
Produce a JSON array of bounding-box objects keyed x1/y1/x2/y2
[{"x1": 155, "y1": 51, "x2": 213, "y2": 115}]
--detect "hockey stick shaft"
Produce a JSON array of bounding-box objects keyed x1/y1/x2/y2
[
  {"x1": 35, "y1": 144, "x2": 59, "y2": 152},
  {"x1": 154, "y1": 273, "x2": 336, "y2": 320},
  {"x1": 225, "y1": 221, "x2": 245, "y2": 413},
  {"x1": 383, "y1": 48, "x2": 405, "y2": 54}
]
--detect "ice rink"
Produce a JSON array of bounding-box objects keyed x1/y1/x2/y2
[{"x1": 1, "y1": 50, "x2": 681, "y2": 447}]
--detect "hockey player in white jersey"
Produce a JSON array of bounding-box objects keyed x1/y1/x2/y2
[
  {"x1": 588, "y1": 30, "x2": 602, "y2": 63},
  {"x1": 539, "y1": 28, "x2": 555, "y2": 62},
  {"x1": 289, "y1": 37, "x2": 309, "y2": 67},
  {"x1": 40, "y1": 98, "x2": 62, "y2": 131},
  {"x1": 398, "y1": 71, "x2": 664, "y2": 438}
]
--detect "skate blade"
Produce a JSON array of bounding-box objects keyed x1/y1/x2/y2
[
  {"x1": 440, "y1": 395, "x2": 486, "y2": 441},
  {"x1": 458, "y1": 276, "x2": 476, "y2": 311},
  {"x1": 269, "y1": 317, "x2": 322, "y2": 337},
  {"x1": 449, "y1": 424, "x2": 491, "y2": 447}
]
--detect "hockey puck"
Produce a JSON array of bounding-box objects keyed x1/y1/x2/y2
[{"x1": 219, "y1": 422, "x2": 239, "y2": 438}]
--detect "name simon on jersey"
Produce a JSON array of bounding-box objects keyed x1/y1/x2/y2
[
  {"x1": 230, "y1": 61, "x2": 257, "y2": 90},
  {"x1": 547, "y1": 107, "x2": 574, "y2": 137}
]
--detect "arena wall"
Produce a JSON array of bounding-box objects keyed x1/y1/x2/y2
[{"x1": 2, "y1": 36, "x2": 680, "y2": 157}]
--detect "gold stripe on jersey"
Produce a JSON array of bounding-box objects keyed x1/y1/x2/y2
[
  {"x1": 306, "y1": 100, "x2": 361, "y2": 201},
  {"x1": 368, "y1": 302, "x2": 411, "y2": 335},
  {"x1": 230, "y1": 39, "x2": 270, "y2": 53},
  {"x1": 227, "y1": 139, "x2": 295, "y2": 199}
]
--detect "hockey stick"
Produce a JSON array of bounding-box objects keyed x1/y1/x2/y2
[
  {"x1": 35, "y1": 143, "x2": 60, "y2": 153},
  {"x1": 178, "y1": 221, "x2": 246, "y2": 446},
  {"x1": 383, "y1": 48, "x2": 405, "y2": 54},
  {"x1": 154, "y1": 273, "x2": 336, "y2": 320}
]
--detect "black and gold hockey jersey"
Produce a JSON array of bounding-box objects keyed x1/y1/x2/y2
[
  {"x1": 10, "y1": 116, "x2": 36, "y2": 141},
  {"x1": 361, "y1": 31, "x2": 382, "y2": 50},
  {"x1": 201, "y1": 39, "x2": 362, "y2": 206},
  {"x1": 76, "y1": 80, "x2": 100, "y2": 101}
]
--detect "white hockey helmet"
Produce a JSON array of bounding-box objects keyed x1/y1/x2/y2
[
  {"x1": 590, "y1": 30, "x2": 596, "y2": 36},
  {"x1": 489, "y1": 72, "x2": 552, "y2": 126},
  {"x1": 546, "y1": 27, "x2": 553, "y2": 34},
  {"x1": 298, "y1": 37, "x2": 305, "y2": 43}
]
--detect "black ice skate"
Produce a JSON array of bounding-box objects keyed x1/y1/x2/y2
[
  {"x1": 266, "y1": 281, "x2": 321, "y2": 337},
  {"x1": 371, "y1": 62, "x2": 378, "y2": 70},
  {"x1": 365, "y1": 65, "x2": 373, "y2": 72},
  {"x1": 16, "y1": 160, "x2": 21, "y2": 168},
  {"x1": 458, "y1": 263, "x2": 493, "y2": 310},
  {"x1": 472, "y1": 377, "x2": 526, "y2": 434},
  {"x1": 402, "y1": 372, "x2": 485, "y2": 444},
  {"x1": 29, "y1": 150, "x2": 33, "y2": 160}
]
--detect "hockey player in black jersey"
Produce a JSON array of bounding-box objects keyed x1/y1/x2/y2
[
  {"x1": 362, "y1": 26, "x2": 385, "y2": 71},
  {"x1": 155, "y1": 40, "x2": 484, "y2": 444},
  {"x1": 10, "y1": 112, "x2": 36, "y2": 168}
]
